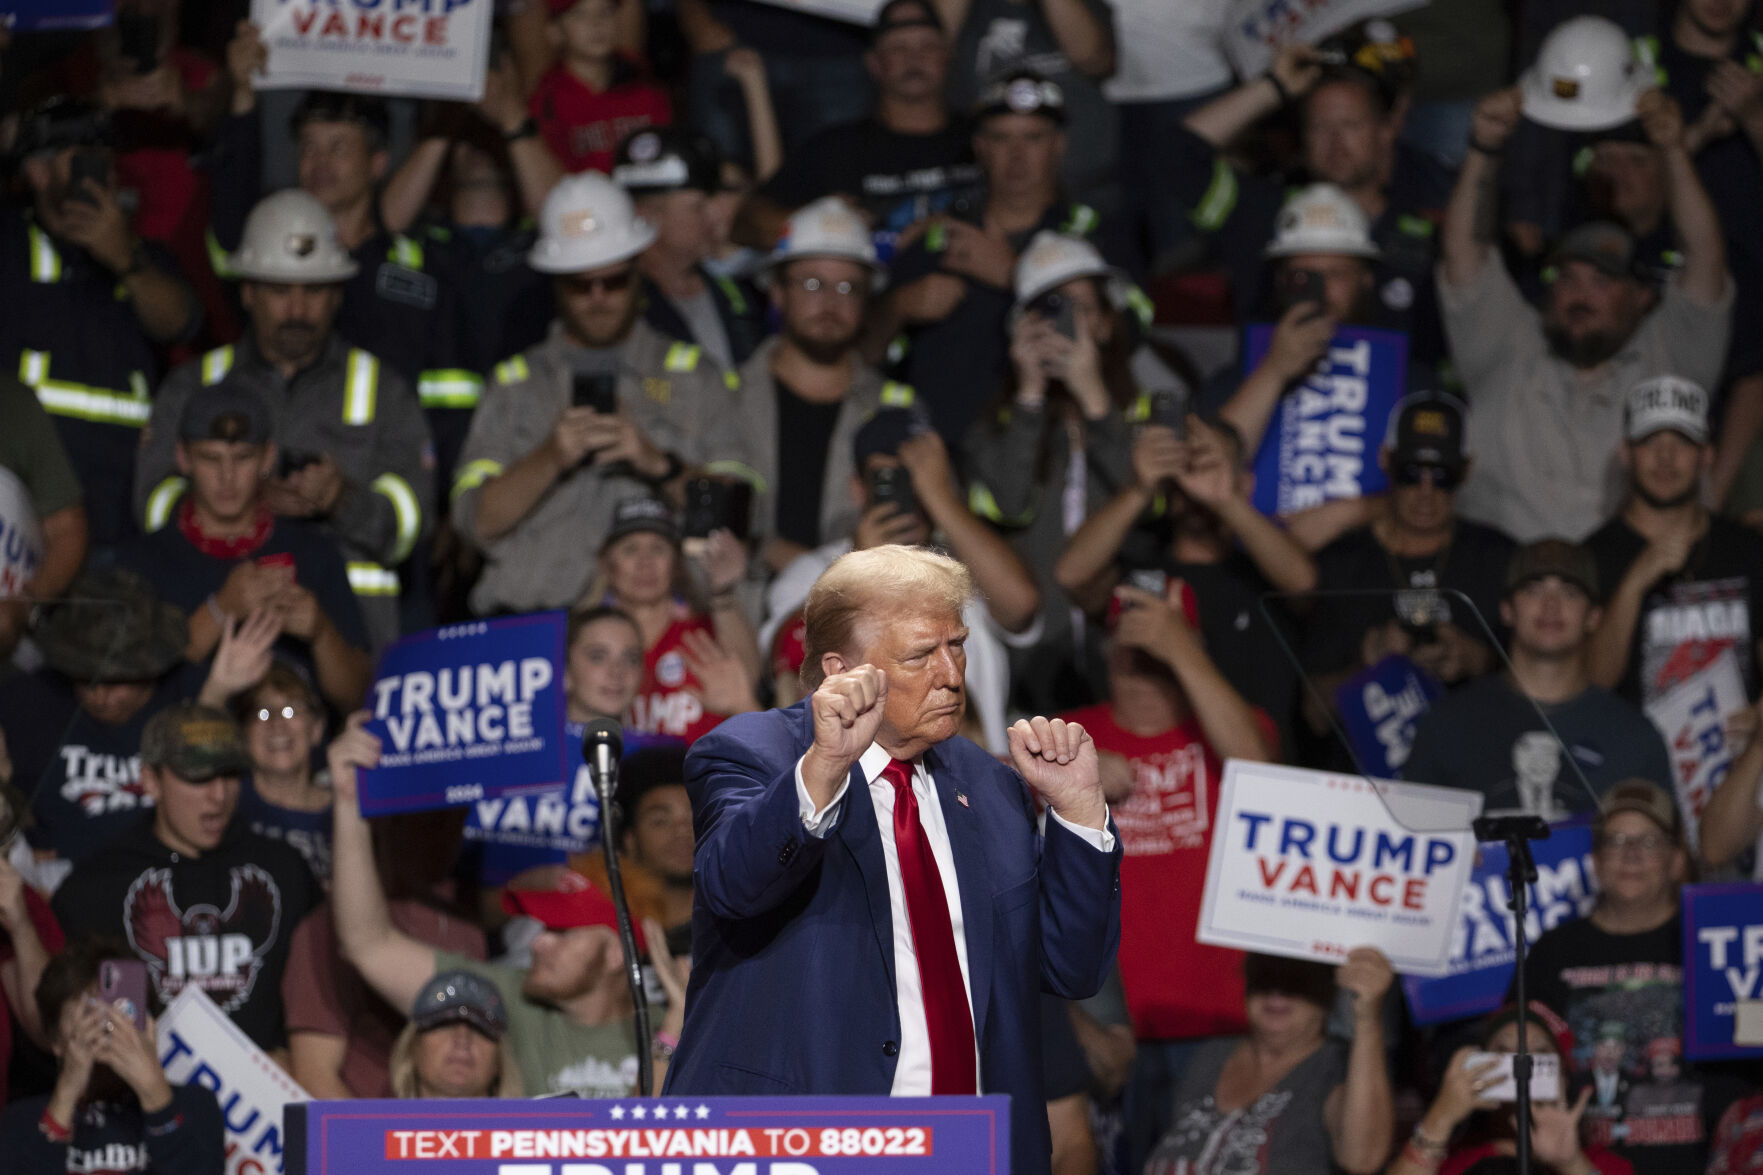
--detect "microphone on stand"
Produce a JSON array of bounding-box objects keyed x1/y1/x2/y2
[{"x1": 582, "y1": 719, "x2": 654, "y2": 1097}]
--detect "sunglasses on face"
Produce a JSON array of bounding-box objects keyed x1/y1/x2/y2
[
  {"x1": 562, "y1": 268, "x2": 636, "y2": 296},
  {"x1": 1392, "y1": 462, "x2": 1463, "y2": 491}
]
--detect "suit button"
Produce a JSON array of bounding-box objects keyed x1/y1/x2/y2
[
  {"x1": 882, "y1": 1041, "x2": 899, "y2": 1057},
  {"x1": 778, "y1": 839, "x2": 797, "y2": 865}
]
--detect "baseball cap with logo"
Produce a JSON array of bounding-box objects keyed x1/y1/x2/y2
[
  {"x1": 975, "y1": 70, "x2": 1066, "y2": 126},
  {"x1": 601, "y1": 496, "x2": 678, "y2": 549},
  {"x1": 179, "y1": 386, "x2": 272, "y2": 445},
  {"x1": 1595, "y1": 778, "x2": 1683, "y2": 842},
  {"x1": 1625, "y1": 375, "x2": 1709, "y2": 445},
  {"x1": 502, "y1": 871, "x2": 647, "y2": 951},
  {"x1": 410, "y1": 970, "x2": 509, "y2": 1039},
  {"x1": 613, "y1": 127, "x2": 721, "y2": 195},
  {"x1": 1504, "y1": 538, "x2": 1601, "y2": 603},
  {"x1": 1385, "y1": 392, "x2": 1469, "y2": 470},
  {"x1": 140, "y1": 703, "x2": 250, "y2": 782}
]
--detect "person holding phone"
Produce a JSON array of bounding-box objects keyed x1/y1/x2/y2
[
  {"x1": 1389, "y1": 1001, "x2": 1625, "y2": 1175},
  {"x1": 0, "y1": 936, "x2": 223, "y2": 1173}
]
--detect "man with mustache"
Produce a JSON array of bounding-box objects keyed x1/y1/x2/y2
[
  {"x1": 132, "y1": 190, "x2": 434, "y2": 651},
  {"x1": 1438, "y1": 85, "x2": 1731, "y2": 543}
]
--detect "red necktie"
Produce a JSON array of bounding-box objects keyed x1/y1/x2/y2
[{"x1": 880, "y1": 757, "x2": 978, "y2": 1095}]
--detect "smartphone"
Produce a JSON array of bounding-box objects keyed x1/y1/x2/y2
[
  {"x1": 681, "y1": 477, "x2": 753, "y2": 542},
  {"x1": 98, "y1": 958, "x2": 149, "y2": 1031},
  {"x1": 277, "y1": 449, "x2": 319, "y2": 478},
  {"x1": 867, "y1": 464, "x2": 917, "y2": 519},
  {"x1": 1032, "y1": 290, "x2": 1077, "y2": 340},
  {"x1": 572, "y1": 371, "x2": 618, "y2": 414},
  {"x1": 116, "y1": 11, "x2": 160, "y2": 75},
  {"x1": 1467, "y1": 1052, "x2": 1562, "y2": 1102},
  {"x1": 67, "y1": 150, "x2": 108, "y2": 206},
  {"x1": 1149, "y1": 389, "x2": 1187, "y2": 439},
  {"x1": 1283, "y1": 267, "x2": 1327, "y2": 314}
]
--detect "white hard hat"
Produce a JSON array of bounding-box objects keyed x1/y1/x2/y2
[
  {"x1": 528, "y1": 173, "x2": 658, "y2": 275},
  {"x1": 1264, "y1": 184, "x2": 1381, "y2": 260},
  {"x1": 1520, "y1": 16, "x2": 1645, "y2": 132},
  {"x1": 229, "y1": 189, "x2": 359, "y2": 283},
  {"x1": 1013, "y1": 230, "x2": 1125, "y2": 310},
  {"x1": 757, "y1": 197, "x2": 881, "y2": 287}
]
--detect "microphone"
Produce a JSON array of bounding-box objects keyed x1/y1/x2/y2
[{"x1": 583, "y1": 717, "x2": 623, "y2": 811}]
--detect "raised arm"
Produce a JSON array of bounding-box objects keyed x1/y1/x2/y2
[
  {"x1": 1218, "y1": 303, "x2": 1335, "y2": 455},
  {"x1": 1041, "y1": 0, "x2": 1114, "y2": 79},
  {"x1": 1054, "y1": 429, "x2": 1174, "y2": 614},
  {"x1": 1442, "y1": 88, "x2": 1522, "y2": 290},
  {"x1": 1640, "y1": 89, "x2": 1729, "y2": 306},
  {"x1": 1327, "y1": 948, "x2": 1395, "y2": 1174},
  {"x1": 1701, "y1": 696, "x2": 1763, "y2": 869},
  {"x1": 327, "y1": 714, "x2": 440, "y2": 1014},
  {"x1": 1184, "y1": 45, "x2": 1321, "y2": 148}
]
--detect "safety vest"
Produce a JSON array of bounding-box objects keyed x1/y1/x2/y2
[{"x1": 17, "y1": 226, "x2": 152, "y2": 427}]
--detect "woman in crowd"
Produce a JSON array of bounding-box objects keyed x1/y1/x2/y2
[
  {"x1": 234, "y1": 663, "x2": 333, "y2": 884},
  {"x1": 390, "y1": 970, "x2": 522, "y2": 1099},
  {"x1": 1389, "y1": 1001, "x2": 1624, "y2": 1175},
  {"x1": 964, "y1": 231, "x2": 1189, "y2": 710},
  {"x1": 1143, "y1": 948, "x2": 1395, "y2": 1175},
  {"x1": 589, "y1": 498, "x2": 760, "y2": 744}
]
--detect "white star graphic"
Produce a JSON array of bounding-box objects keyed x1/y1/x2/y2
[
  {"x1": 632, "y1": 1105, "x2": 648, "y2": 1120},
  {"x1": 695, "y1": 1104, "x2": 711, "y2": 1119},
  {"x1": 674, "y1": 1105, "x2": 690, "y2": 1119},
  {"x1": 609, "y1": 1105, "x2": 625, "y2": 1120}
]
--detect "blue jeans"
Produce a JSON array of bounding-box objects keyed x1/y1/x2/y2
[{"x1": 688, "y1": 48, "x2": 872, "y2": 167}]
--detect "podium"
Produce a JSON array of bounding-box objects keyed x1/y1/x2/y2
[{"x1": 285, "y1": 1095, "x2": 1011, "y2": 1173}]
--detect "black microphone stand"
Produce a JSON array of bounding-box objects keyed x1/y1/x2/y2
[
  {"x1": 586, "y1": 727, "x2": 653, "y2": 1098},
  {"x1": 1471, "y1": 812, "x2": 1551, "y2": 1175}
]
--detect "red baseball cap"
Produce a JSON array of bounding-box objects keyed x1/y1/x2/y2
[{"x1": 501, "y1": 872, "x2": 646, "y2": 952}]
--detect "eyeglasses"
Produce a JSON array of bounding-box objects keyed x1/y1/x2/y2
[
  {"x1": 561, "y1": 268, "x2": 636, "y2": 296},
  {"x1": 1596, "y1": 832, "x2": 1673, "y2": 856},
  {"x1": 1392, "y1": 463, "x2": 1463, "y2": 491},
  {"x1": 252, "y1": 704, "x2": 308, "y2": 723},
  {"x1": 788, "y1": 275, "x2": 862, "y2": 299}
]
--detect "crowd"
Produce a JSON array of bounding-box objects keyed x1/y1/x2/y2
[{"x1": 1, "y1": 0, "x2": 1763, "y2": 1172}]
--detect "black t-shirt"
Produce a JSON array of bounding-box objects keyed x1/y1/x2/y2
[
  {"x1": 1520, "y1": 915, "x2": 1706, "y2": 1175},
  {"x1": 52, "y1": 817, "x2": 320, "y2": 1052},
  {"x1": 0, "y1": 664, "x2": 205, "y2": 863},
  {"x1": 773, "y1": 378, "x2": 844, "y2": 550},
  {"x1": 1584, "y1": 514, "x2": 1763, "y2": 707},
  {"x1": 1403, "y1": 676, "x2": 1671, "y2": 816},
  {"x1": 0, "y1": 1085, "x2": 225, "y2": 1175},
  {"x1": 1304, "y1": 520, "x2": 1516, "y2": 676},
  {"x1": 759, "y1": 117, "x2": 981, "y2": 232},
  {"x1": 116, "y1": 516, "x2": 370, "y2": 684}
]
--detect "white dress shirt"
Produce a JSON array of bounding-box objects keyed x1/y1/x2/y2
[{"x1": 794, "y1": 742, "x2": 1114, "y2": 1095}]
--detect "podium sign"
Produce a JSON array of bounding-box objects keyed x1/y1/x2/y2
[{"x1": 287, "y1": 1096, "x2": 1011, "y2": 1173}]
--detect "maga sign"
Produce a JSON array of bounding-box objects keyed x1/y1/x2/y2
[
  {"x1": 1247, "y1": 325, "x2": 1408, "y2": 519},
  {"x1": 252, "y1": 0, "x2": 495, "y2": 101},
  {"x1": 1402, "y1": 820, "x2": 1598, "y2": 1025},
  {"x1": 1683, "y1": 883, "x2": 1763, "y2": 1059},
  {"x1": 359, "y1": 613, "x2": 568, "y2": 817},
  {"x1": 285, "y1": 1096, "x2": 1011, "y2": 1174},
  {"x1": 1197, "y1": 760, "x2": 1481, "y2": 975},
  {"x1": 158, "y1": 986, "x2": 309, "y2": 1175}
]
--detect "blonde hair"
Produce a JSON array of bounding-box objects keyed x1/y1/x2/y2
[
  {"x1": 389, "y1": 1021, "x2": 525, "y2": 1099},
  {"x1": 799, "y1": 545, "x2": 974, "y2": 690}
]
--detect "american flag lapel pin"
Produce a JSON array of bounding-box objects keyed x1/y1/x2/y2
[{"x1": 956, "y1": 791, "x2": 969, "y2": 808}]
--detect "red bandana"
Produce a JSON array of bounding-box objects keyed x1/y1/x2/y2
[{"x1": 177, "y1": 499, "x2": 274, "y2": 560}]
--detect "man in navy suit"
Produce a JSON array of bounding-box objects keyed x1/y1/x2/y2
[{"x1": 664, "y1": 544, "x2": 1122, "y2": 1175}]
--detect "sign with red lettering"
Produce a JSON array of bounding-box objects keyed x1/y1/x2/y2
[
  {"x1": 1196, "y1": 760, "x2": 1482, "y2": 975},
  {"x1": 286, "y1": 1096, "x2": 1009, "y2": 1173},
  {"x1": 251, "y1": 0, "x2": 495, "y2": 102}
]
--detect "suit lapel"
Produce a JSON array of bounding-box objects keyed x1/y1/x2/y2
[
  {"x1": 927, "y1": 743, "x2": 995, "y2": 1048},
  {"x1": 837, "y1": 762, "x2": 898, "y2": 1000}
]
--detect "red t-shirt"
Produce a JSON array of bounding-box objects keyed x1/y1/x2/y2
[
  {"x1": 1062, "y1": 703, "x2": 1273, "y2": 1041},
  {"x1": 629, "y1": 614, "x2": 724, "y2": 744},
  {"x1": 1443, "y1": 1141, "x2": 1633, "y2": 1175},
  {"x1": 0, "y1": 887, "x2": 66, "y2": 1106},
  {"x1": 529, "y1": 59, "x2": 672, "y2": 175}
]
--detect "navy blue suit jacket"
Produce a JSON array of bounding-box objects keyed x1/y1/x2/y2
[{"x1": 663, "y1": 701, "x2": 1123, "y2": 1175}]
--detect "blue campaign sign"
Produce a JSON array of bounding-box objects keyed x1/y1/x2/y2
[
  {"x1": 1402, "y1": 820, "x2": 1598, "y2": 1026},
  {"x1": 286, "y1": 1095, "x2": 1012, "y2": 1173},
  {"x1": 1682, "y1": 883, "x2": 1763, "y2": 1060},
  {"x1": 2, "y1": 0, "x2": 112, "y2": 31},
  {"x1": 359, "y1": 614, "x2": 568, "y2": 817},
  {"x1": 1245, "y1": 324, "x2": 1409, "y2": 518},
  {"x1": 1334, "y1": 655, "x2": 1441, "y2": 778}
]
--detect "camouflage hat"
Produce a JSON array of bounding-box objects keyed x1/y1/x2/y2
[
  {"x1": 37, "y1": 567, "x2": 188, "y2": 683},
  {"x1": 140, "y1": 703, "x2": 249, "y2": 782}
]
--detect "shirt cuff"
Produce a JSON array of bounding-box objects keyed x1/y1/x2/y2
[
  {"x1": 1050, "y1": 806, "x2": 1115, "y2": 853},
  {"x1": 795, "y1": 756, "x2": 850, "y2": 838}
]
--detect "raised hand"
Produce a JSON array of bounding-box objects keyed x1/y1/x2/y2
[
  {"x1": 1008, "y1": 716, "x2": 1105, "y2": 830},
  {"x1": 1531, "y1": 1087, "x2": 1594, "y2": 1170},
  {"x1": 326, "y1": 711, "x2": 382, "y2": 810},
  {"x1": 204, "y1": 608, "x2": 282, "y2": 701},
  {"x1": 1337, "y1": 946, "x2": 1394, "y2": 1020},
  {"x1": 801, "y1": 666, "x2": 888, "y2": 800},
  {"x1": 1470, "y1": 86, "x2": 1524, "y2": 153},
  {"x1": 680, "y1": 628, "x2": 760, "y2": 717}
]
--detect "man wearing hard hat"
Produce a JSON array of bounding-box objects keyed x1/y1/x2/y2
[
  {"x1": 134, "y1": 189, "x2": 434, "y2": 651},
  {"x1": 450, "y1": 174, "x2": 744, "y2": 616},
  {"x1": 724, "y1": 197, "x2": 913, "y2": 574},
  {"x1": 1438, "y1": 73, "x2": 1730, "y2": 544}
]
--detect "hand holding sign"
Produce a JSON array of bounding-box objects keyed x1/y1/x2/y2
[
  {"x1": 1009, "y1": 716, "x2": 1105, "y2": 831},
  {"x1": 327, "y1": 711, "x2": 382, "y2": 813},
  {"x1": 1338, "y1": 946, "x2": 1394, "y2": 1021}
]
